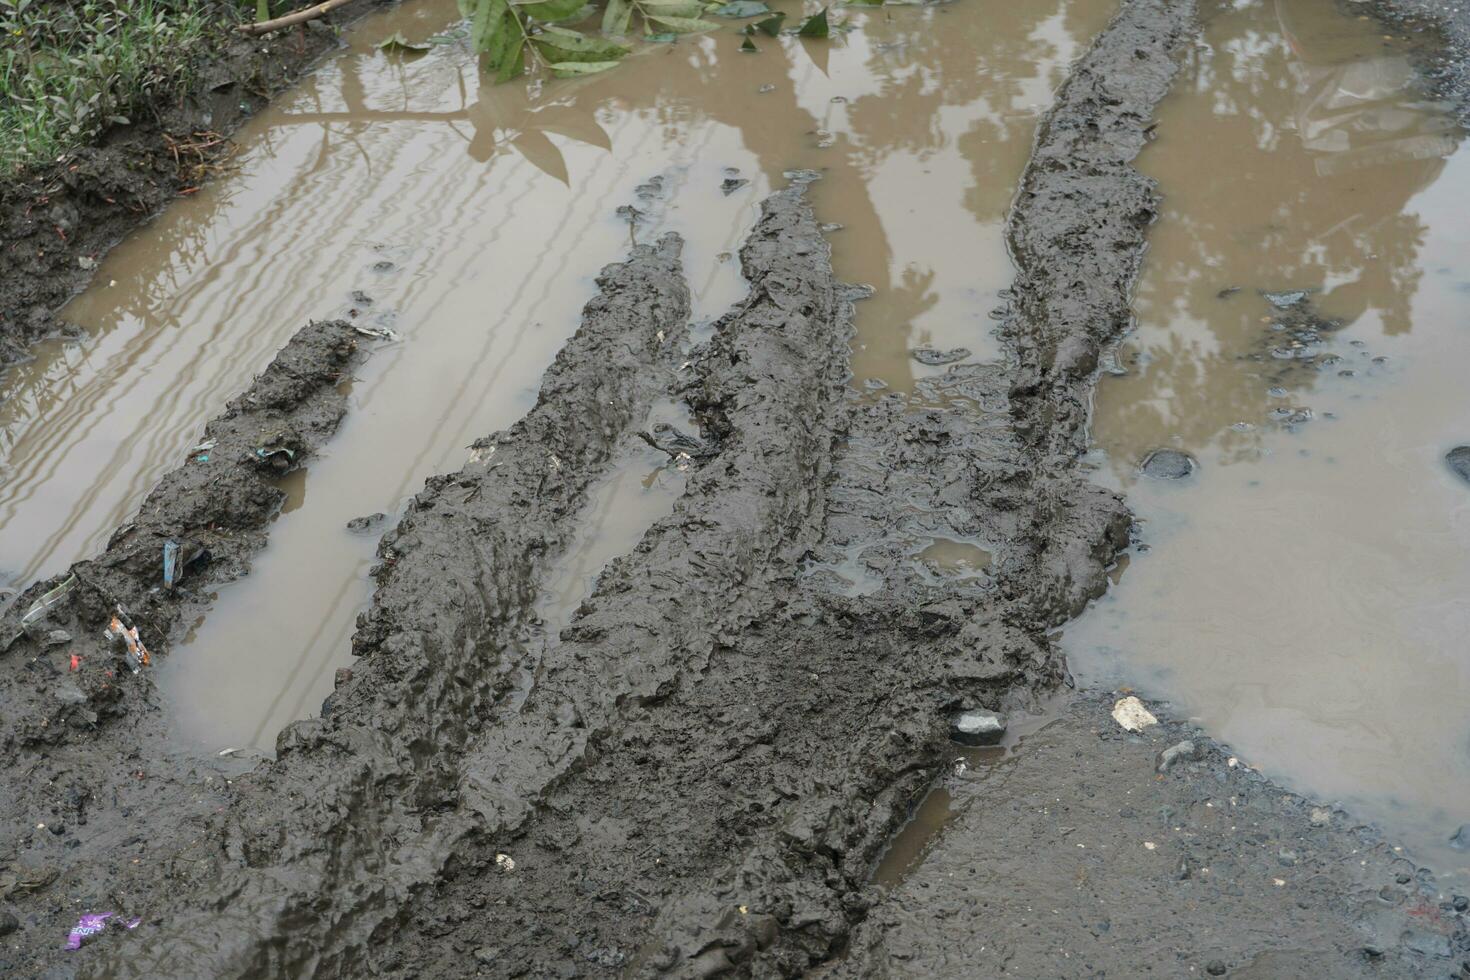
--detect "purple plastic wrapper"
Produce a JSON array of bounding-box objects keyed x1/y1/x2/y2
[{"x1": 65, "y1": 911, "x2": 141, "y2": 950}]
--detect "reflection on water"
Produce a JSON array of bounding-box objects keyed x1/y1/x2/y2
[
  {"x1": 1067, "y1": 0, "x2": 1470, "y2": 871},
  {"x1": 0, "y1": 0, "x2": 1116, "y2": 749}
]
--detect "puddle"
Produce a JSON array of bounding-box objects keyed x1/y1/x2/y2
[
  {"x1": 915, "y1": 536, "x2": 991, "y2": 577},
  {"x1": 1064, "y1": 0, "x2": 1470, "y2": 870},
  {"x1": 0, "y1": 0, "x2": 1114, "y2": 751},
  {"x1": 873, "y1": 702, "x2": 1060, "y2": 887}
]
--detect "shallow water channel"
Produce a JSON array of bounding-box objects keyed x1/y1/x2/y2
[
  {"x1": 1065, "y1": 0, "x2": 1470, "y2": 871},
  {"x1": 0, "y1": 0, "x2": 1111, "y2": 749}
]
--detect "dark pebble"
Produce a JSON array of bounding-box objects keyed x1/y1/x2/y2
[
  {"x1": 1206, "y1": 960, "x2": 1227, "y2": 976},
  {"x1": 911, "y1": 346, "x2": 971, "y2": 366},
  {"x1": 1453, "y1": 894, "x2": 1468, "y2": 912},
  {"x1": 720, "y1": 177, "x2": 750, "y2": 195},
  {"x1": 1446, "y1": 447, "x2": 1470, "y2": 486},
  {"x1": 0, "y1": 911, "x2": 17, "y2": 936},
  {"x1": 1140, "y1": 448, "x2": 1197, "y2": 480},
  {"x1": 346, "y1": 512, "x2": 387, "y2": 533},
  {"x1": 371, "y1": 260, "x2": 395, "y2": 273}
]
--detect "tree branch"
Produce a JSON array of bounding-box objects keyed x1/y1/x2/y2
[{"x1": 237, "y1": 0, "x2": 356, "y2": 36}]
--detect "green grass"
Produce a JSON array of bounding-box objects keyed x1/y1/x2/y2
[{"x1": 0, "y1": 0, "x2": 219, "y2": 174}]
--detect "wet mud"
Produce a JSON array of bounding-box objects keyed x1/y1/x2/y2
[
  {"x1": 0, "y1": 0, "x2": 1181, "y2": 969},
  {"x1": 0, "y1": 317, "x2": 369, "y2": 967},
  {"x1": 2, "y1": 0, "x2": 1468, "y2": 976},
  {"x1": 839, "y1": 695, "x2": 1469, "y2": 979}
]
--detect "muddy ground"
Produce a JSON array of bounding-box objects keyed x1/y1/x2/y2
[
  {"x1": 0, "y1": 0, "x2": 382, "y2": 374},
  {"x1": 3, "y1": 0, "x2": 1470, "y2": 977}
]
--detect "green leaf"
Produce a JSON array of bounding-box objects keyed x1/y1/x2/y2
[
  {"x1": 548, "y1": 59, "x2": 622, "y2": 75},
  {"x1": 601, "y1": 0, "x2": 632, "y2": 35},
  {"x1": 377, "y1": 31, "x2": 433, "y2": 53},
  {"x1": 644, "y1": 13, "x2": 720, "y2": 32},
  {"x1": 796, "y1": 6, "x2": 829, "y2": 36},
  {"x1": 514, "y1": 0, "x2": 584, "y2": 21},
  {"x1": 471, "y1": 0, "x2": 515, "y2": 68},
  {"x1": 255, "y1": 0, "x2": 268, "y2": 22},
  {"x1": 638, "y1": 0, "x2": 708, "y2": 17},
  {"x1": 751, "y1": 11, "x2": 784, "y2": 34},
  {"x1": 740, "y1": 35, "x2": 757, "y2": 51},
  {"x1": 496, "y1": 36, "x2": 526, "y2": 80},
  {"x1": 530, "y1": 27, "x2": 631, "y2": 61},
  {"x1": 644, "y1": 31, "x2": 678, "y2": 41},
  {"x1": 711, "y1": 0, "x2": 770, "y2": 16}
]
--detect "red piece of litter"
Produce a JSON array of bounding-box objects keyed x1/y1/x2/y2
[{"x1": 69, "y1": 654, "x2": 81, "y2": 672}]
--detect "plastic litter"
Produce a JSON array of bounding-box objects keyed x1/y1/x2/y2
[
  {"x1": 163, "y1": 540, "x2": 180, "y2": 589},
  {"x1": 352, "y1": 324, "x2": 400, "y2": 342},
  {"x1": 104, "y1": 607, "x2": 151, "y2": 673},
  {"x1": 254, "y1": 445, "x2": 296, "y2": 472},
  {"x1": 65, "y1": 911, "x2": 140, "y2": 950},
  {"x1": 19, "y1": 573, "x2": 78, "y2": 629}
]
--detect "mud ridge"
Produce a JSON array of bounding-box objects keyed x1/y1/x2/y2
[
  {"x1": 0, "y1": 318, "x2": 367, "y2": 974},
  {"x1": 70, "y1": 235, "x2": 694, "y2": 977},
  {"x1": 306, "y1": 1, "x2": 1198, "y2": 970}
]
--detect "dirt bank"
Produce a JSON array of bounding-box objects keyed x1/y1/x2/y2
[
  {"x1": 0, "y1": 1, "x2": 375, "y2": 376},
  {"x1": 0, "y1": 317, "x2": 368, "y2": 973}
]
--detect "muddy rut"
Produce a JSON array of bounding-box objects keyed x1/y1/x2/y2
[{"x1": 2, "y1": 0, "x2": 1465, "y2": 976}]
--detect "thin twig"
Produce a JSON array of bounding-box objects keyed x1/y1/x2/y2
[{"x1": 237, "y1": 0, "x2": 355, "y2": 36}]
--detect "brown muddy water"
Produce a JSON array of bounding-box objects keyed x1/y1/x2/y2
[
  {"x1": 1065, "y1": 0, "x2": 1470, "y2": 871},
  {"x1": 0, "y1": 0, "x2": 1113, "y2": 750}
]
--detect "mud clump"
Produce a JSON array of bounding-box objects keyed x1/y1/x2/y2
[{"x1": 1141, "y1": 447, "x2": 1198, "y2": 480}]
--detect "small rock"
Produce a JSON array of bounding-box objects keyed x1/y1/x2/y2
[
  {"x1": 42, "y1": 630, "x2": 72, "y2": 648},
  {"x1": 474, "y1": 947, "x2": 497, "y2": 965},
  {"x1": 349, "y1": 290, "x2": 373, "y2": 306},
  {"x1": 1156, "y1": 740, "x2": 1199, "y2": 773},
  {"x1": 1452, "y1": 894, "x2": 1468, "y2": 912},
  {"x1": 0, "y1": 910, "x2": 18, "y2": 935},
  {"x1": 782, "y1": 168, "x2": 822, "y2": 184},
  {"x1": 720, "y1": 177, "x2": 749, "y2": 195},
  {"x1": 346, "y1": 512, "x2": 387, "y2": 533},
  {"x1": 911, "y1": 346, "x2": 971, "y2": 366},
  {"x1": 1140, "y1": 448, "x2": 1197, "y2": 480},
  {"x1": 1206, "y1": 960, "x2": 1227, "y2": 977},
  {"x1": 371, "y1": 260, "x2": 395, "y2": 273},
  {"x1": 1309, "y1": 806, "x2": 1332, "y2": 827},
  {"x1": 1261, "y1": 288, "x2": 1310, "y2": 309},
  {"x1": 1450, "y1": 823, "x2": 1470, "y2": 851},
  {"x1": 334, "y1": 667, "x2": 353, "y2": 689},
  {"x1": 951, "y1": 710, "x2": 1006, "y2": 746},
  {"x1": 495, "y1": 852, "x2": 515, "y2": 872},
  {"x1": 1111, "y1": 696, "x2": 1157, "y2": 732},
  {"x1": 1446, "y1": 446, "x2": 1470, "y2": 486}
]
